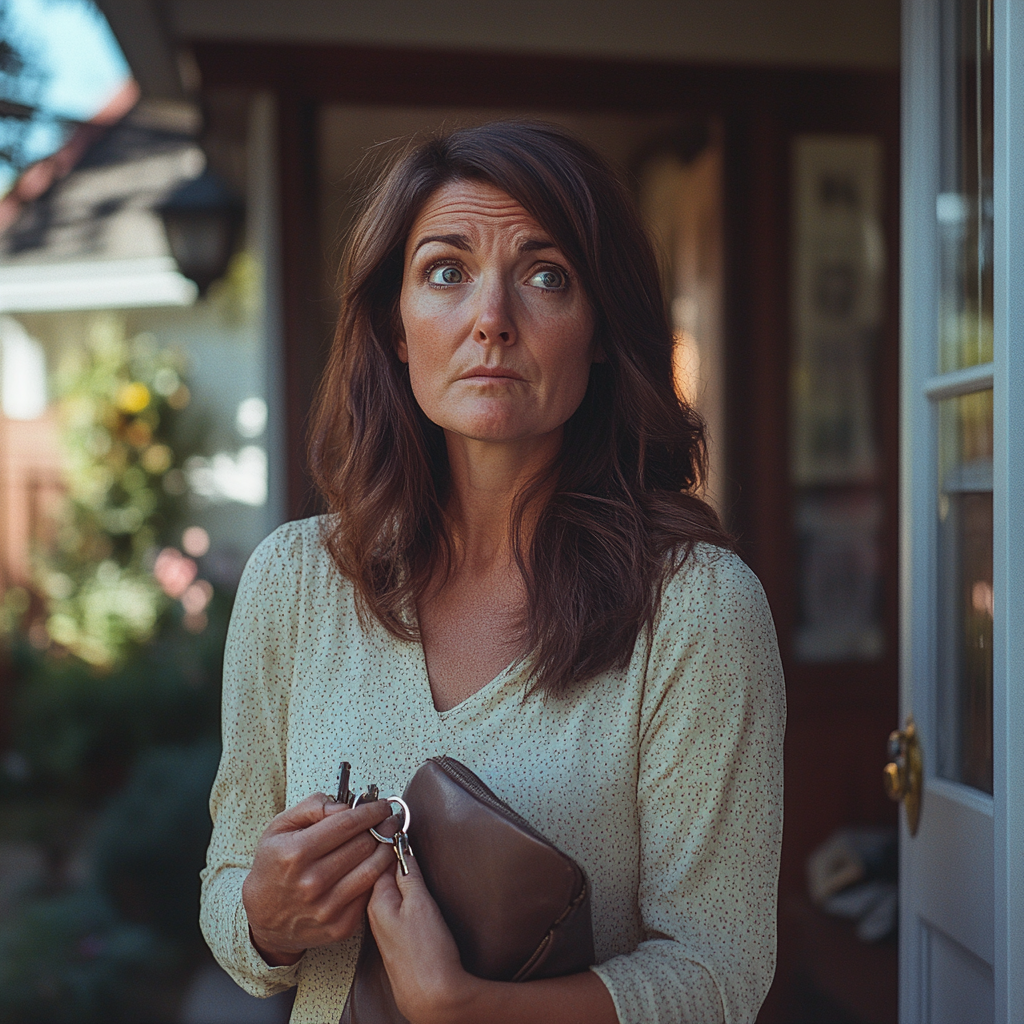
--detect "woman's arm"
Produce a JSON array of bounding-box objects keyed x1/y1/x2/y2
[
  {"x1": 200, "y1": 530, "x2": 302, "y2": 996},
  {"x1": 200, "y1": 524, "x2": 393, "y2": 994},
  {"x1": 589, "y1": 551, "x2": 786, "y2": 1024}
]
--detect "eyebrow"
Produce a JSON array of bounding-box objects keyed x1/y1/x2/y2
[
  {"x1": 412, "y1": 233, "x2": 471, "y2": 254},
  {"x1": 411, "y1": 234, "x2": 559, "y2": 255},
  {"x1": 519, "y1": 238, "x2": 558, "y2": 253}
]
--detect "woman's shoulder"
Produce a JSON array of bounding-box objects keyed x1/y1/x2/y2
[
  {"x1": 237, "y1": 515, "x2": 341, "y2": 601},
  {"x1": 652, "y1": 542, "x2": 778, "y2": 653},
  {"x1": 640, "y1": 543, "x2": 783, "y2": 715},
  {"x1": 247, "y1": 515, "x2": 328, "y2": 563},
  {"x1": 661, "y1": 542, "x2": 767, "y2": 613}
]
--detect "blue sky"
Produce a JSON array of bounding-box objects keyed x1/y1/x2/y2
[{"x1": 1, "y1": 0, "x2": 131, "y2": 195}]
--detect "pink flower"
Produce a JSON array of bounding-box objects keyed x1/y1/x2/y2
[
  {"x1": 181, "y1": 579, "x2": 213, "y2": 615},
  {"x1": 153, "y1": 547, "x2": 197, "y2": 599}
]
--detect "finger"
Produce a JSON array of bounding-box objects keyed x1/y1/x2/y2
[
  {"x1": 331, "y1": 889, "x2": 371, "y2": 941},
  {"x1": 301, "y1": 800, "x2": 394, "y2": 859},
  {"x1": 314, "y1": 829, "x2": 380, "y2": 883},
  {"x1": 394, "y1": 843, "x2": 430, "y2": 899},
  {"x1": 319, "y1": 796, "x2": 395, "y2": 818},
  {"x1": 265, "y1": 792, "x2": 334, "y2": 834},
  {"x1": 367, "y1": 860, "x2": 403, "y2": 928},
  {"x1": 320, "y1": 846, "x2": 393, "y2": 941},
  {"x1": 368, "y1": 812, "x2": 401, "y2": 841},
  {"x1": 322, "y1": 841, "x2": 396, "y2": 913}
]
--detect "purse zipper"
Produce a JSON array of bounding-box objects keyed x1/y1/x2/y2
[{"x1": 432, "y1": 756, "x2": 563, "y2": 850}]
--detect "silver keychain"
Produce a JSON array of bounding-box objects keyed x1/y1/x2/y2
[{"x1": 353, "y1": 791, "x2": 412, "y2": 875}]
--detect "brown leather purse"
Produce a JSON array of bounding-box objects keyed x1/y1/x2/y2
[{"x1": 339, "y1": 756, "x2": 595, "y2": 1024}]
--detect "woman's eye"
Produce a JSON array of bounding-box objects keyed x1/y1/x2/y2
[
  {"x1": 528, "y1": 268, "x2": 567, "y2": 290},
  {"x1": 427, "y1": 265, "x2": 465, "y2": 285}
]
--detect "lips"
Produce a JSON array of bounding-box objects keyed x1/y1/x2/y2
[{"x1": 459, "y1": 366, "x2": 525, "y2": 381}]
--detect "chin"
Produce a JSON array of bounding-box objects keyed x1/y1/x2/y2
[
  {"x1": 449, "y1": 423, "x2": 525, "y2": 444},
  {"x1": 431, "y1": 402, "x2": 526, "y2": 441},
  {"x1": 433, "y1": 412, "x2": 535, "y2": 444}
]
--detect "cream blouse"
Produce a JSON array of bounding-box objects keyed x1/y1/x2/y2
[{"x1": 200, "y1": 517, "x2": 785, "y2": 1024}]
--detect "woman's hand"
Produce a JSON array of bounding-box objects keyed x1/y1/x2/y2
[
  {"x1": 242, "y1": 793, "x2": 397, "y2": 966},
  {"x1": 368, "y1": 850, "x2": 477, "y2": 1024},
  {"x1": 368, "y1": 854, "x2": 617, "y2": 1024}
]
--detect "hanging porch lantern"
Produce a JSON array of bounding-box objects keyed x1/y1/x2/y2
[{"x1": 158, "y1": 171, "x2": 244, "y2": 297}]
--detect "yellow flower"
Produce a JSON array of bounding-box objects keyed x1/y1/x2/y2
[{"x1": 116, "y1": 382, "x2": 151, "y2": 414}]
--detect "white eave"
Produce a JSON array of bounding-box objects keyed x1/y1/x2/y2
[{"x1": 0, "y1": 257, "x2": 197, "y2": 312}]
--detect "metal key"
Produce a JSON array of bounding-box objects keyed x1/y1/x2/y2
[
  {"x1": 393, "y1": 830, "x2": 411, "y2": 875},
  {"x1": 351, "y1": 784, "x2": 381, "y2": 811},
  {"x1": 335, "y1": 760, "x2": 355, "y2": 806}
]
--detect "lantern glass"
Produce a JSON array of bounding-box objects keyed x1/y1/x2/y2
[
  {"x1": 163, "y1": 211, "x2": 233, "y2": 295},
  {"x1": 158, "y1": 172, "x2": 244, "y2": 297}
]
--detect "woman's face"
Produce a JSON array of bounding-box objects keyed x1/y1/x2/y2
[{"x1": 398, "y1": 179, "x2": 598, "y2": 452}]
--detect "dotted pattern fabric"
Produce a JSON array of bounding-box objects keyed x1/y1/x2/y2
[{"x1": 200, "y1": 517, "x2": 785, "y2": 1024}]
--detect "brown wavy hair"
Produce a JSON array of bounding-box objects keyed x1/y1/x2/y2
[{"x1": 309, "y1": 121, "x2": 730, "y2": 696}]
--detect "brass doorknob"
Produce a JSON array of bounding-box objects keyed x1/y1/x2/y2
[{"x1": 884, "y1": 714, "x2": 923, "y2": 836}]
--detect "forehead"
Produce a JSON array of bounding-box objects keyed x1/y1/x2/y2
[{"x1": 406, "y1": 180, "x2": 548, "y2": 250}]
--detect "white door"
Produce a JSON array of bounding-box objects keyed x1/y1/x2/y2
[{"x1": 898, "y1": 1, "x2": 1023, "y2": 1022}]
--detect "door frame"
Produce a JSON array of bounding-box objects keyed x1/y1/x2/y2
[
  {"x1": 992, "y1": 1, "x2": 1024, "y2": 1019},
  {"x1": 899, "y1": 3, "x2": 994, "y2": 1014},
  {"x1": 900, "y1": 1, "x2": 1023, "y2": 1019}
]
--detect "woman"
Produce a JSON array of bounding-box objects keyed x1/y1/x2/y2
[{"x1": 201, "y1": 121, "x2": 785, "y2": 1024}]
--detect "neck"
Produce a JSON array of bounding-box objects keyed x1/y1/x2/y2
[{"x1": 443, "y1": 430, "x2": 561, "y2": 572}]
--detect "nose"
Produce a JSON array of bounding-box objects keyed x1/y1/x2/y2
[{"x1": 472, "y1": 278, "x2": 515, "y2": 347}]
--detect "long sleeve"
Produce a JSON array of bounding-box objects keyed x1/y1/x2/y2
[
  {"x1": 199, "y1": 523, "x2": 305, "y2": 998},
  {"x1": 590, "y1": 550, "x2": 786, "y2": 1024}
]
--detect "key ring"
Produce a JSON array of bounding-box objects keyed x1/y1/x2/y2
[{"x1": 352, "y1": 793, "x2": 411, "y2": 843}]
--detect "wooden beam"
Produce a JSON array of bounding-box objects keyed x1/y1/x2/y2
[
  {"x1": 192, "y1": 40, "x2": 894, "y2": 116},
  {"x1": 276, "y1": 92, "x2": 323, "y2": 520}
]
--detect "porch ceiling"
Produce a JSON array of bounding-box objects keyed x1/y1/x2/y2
[{"x1": 97, "y1": 0, "x2": 899, "y2": 100}]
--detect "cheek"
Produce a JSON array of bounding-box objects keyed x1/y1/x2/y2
[
  {"x1": 544, "y1": 316, "x2": 597, "y2": 405},
  {"x1": 400, "y1": 328, "x2": 451, "y2": 422},
  {"x1": 406, "y1": 359, "x2": 440, "y2": 414},
  {"x1": 557, "y1": 357, "x2": 594, "y2": 419},
  {"x1": 403, "y1": 350, "x2": 442, "y2": 425},
  {"x1": 398, "y1": 299, "x2": 437, "y2": 374}
]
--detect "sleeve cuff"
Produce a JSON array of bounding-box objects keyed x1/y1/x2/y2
[
  {"x1": 590, "y1": 942, "x2": 725, "y2": 1024},
  {"x1": 204, "y1": 870, "x2": 302, "y2": 999},
  {"x1": 231, "y1": 899, "x2": 302, "y2": 996}
]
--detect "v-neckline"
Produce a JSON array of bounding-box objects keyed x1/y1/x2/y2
[{"x1": 407, "y1": 637, "x2": 520, "y2": 720}]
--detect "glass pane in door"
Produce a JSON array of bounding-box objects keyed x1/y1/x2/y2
[
  {"x1": 936, "y1": 389, "x2": 993, "y2": 793},
  {"x1": 937, "y1": 0, "x2": 994, "y2": 373},
  {"x1": 933, "y1": 0, "x2": 994, "y2": 794}
]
